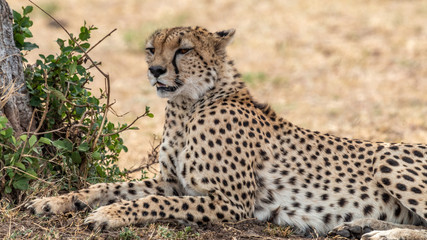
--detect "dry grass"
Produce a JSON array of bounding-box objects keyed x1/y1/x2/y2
[
  {"x1": 1, "y1": 200, "x2": 330, "y2": 239},
  {"x1": 5, "y1": 0, "x2": 427, "y2": 238}
]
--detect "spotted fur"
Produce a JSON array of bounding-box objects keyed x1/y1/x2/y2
[{"x1": 27, "y1": 27, "x2": 427, "y2": 239}]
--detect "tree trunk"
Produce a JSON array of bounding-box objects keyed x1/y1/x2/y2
[{"x1": 0, "y1": 0, "x2": 35, "y2": 135}]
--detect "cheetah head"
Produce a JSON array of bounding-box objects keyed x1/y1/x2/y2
[{"x1": 145, "y1": 26, "x2": 235, "y2": 100}]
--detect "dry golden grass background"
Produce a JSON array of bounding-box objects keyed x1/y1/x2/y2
[{"x1": 9, "y1": 0, "x2": 427, "y2": 175}]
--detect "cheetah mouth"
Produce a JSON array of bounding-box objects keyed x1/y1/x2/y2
[{"x1": 155, "y1": 82, "x2": 178, "y2": 92}]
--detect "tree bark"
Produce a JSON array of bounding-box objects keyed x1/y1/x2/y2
[{"x1": 0, "y1": 0, "x2": 35, "y2": 135}]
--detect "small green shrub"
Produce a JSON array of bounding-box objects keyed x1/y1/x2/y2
[
  {"x1": 1, "y1": 6, "x2": 152, "y2": 202},
  {"x1": 119, "y1": 227, "x2": 141, "y2": 240},
  {"x1": 157, "y1": 225, "x2": 200, "y2": 240},
  {"x1": 0, "y1": 116, "x2": 42, "y2": 195}
]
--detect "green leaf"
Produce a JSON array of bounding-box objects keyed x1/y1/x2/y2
[
  {"x1": 61, "y1": 46, "x2": 74, "y2": 53},
  {"x1": 29, "y1": 135, "x2": 37, "y2": 147},
  {"x1": 12, "y1": 178, "x2": 29, "y2": 190},
  {"x1": 147, "y1": 113, "x2": 154, "y2": 118},
  {"x1": 14, "y1": 33, "x2": 24, "y2": 45},
  {"x1": 80, "y1": 42, "x2": 90, "y2": 49},
  {"x1": 0, "y1": 116, "x2": 8, "y2": 125},
  {"x1": 76, "y1": 65, "x2": 86, "y2": 75},
  {"x1": 69, "y1": 61, "x2": 77, "y2": 75},
  {"x1": 52, "y1": 139, "x2": 73, "y2": 151},
  {"x1": 46, "y1": 87, "x2": 67, "y2": 101},
  {"x1": 71, "y1": 152, "x2": 82, "y2": 164},
  {"x1": 12, "y1": 10, "x2": 22, "y2": 22},
  {"x1": 22, "y1": 42, "x2": 39, "y2": 51},
  {"x1": 26, "y1": 168, "x2": 37, "y2": 179},
  {"x1": 63, "y1": 139, "x2": 73, "y2": 151},
  {"x1": 7, "y1": 170, "x2": 15, "y2": 178},
  {"x1": 52, "y1": 140, "x2": 65, "y2": 149},
  {"x1": 96, "y1": 165, "x2": 106, "y2": 177},
  {"x1": 20, "y1": 135, "x2": 28, "y2": 142},
  {"x1": 76, "y1": 106, "x2": 86, "y2": 116},
  {"x1": 15, "y1": 162, "x2": 26, "y2": 170},
  {"x1": 92, "y1": 151, "x2": 101, "y2": 160},
  {"x1": 79, "y1": 26, "x2": 90, "y2": 41},
  {"x1": 23, "y1": 156, "x2": 34, "y2": 164},
  {"x1": 39, "y1": 137, "x2": 52, "y2": 145},
  {"x1": 4, "y1": 128, "x2": 13, "y2": 138},
  {"x1": 5, "y1": 186, "x2": 12, "y2": 194},
  {"x1": 22, "y1": 27, "x2": 33, "y2": 37},
  {"x1": 56, "y1": 38, "x2": 65, "y2": 48},
  {"x1": 78, "y1": 142, "x2": 90, "y2": 152},
  {"x1": 23, "y1": 6, "x2": 33, "y2": 15}
]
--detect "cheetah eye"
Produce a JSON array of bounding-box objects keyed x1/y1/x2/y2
[
  {"x1": 146, "y1": 48, "x2": 155, "y2": 54},
  {"x1": 177, "y1": 48, "x2": 193, "y2": 55}
]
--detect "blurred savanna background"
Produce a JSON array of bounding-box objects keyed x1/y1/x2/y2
[{"x1": 8, "y1": 0, "x2": 427, "y2": 175}]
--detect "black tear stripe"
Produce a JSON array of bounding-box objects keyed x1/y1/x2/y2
[
  {"x1": 172, "y1": 50, "x2": 183, "y2": 87},
  {"x1": 172, "y1": 51, "x2": 180, "y2": 75}
]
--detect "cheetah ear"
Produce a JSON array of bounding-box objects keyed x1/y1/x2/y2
[{"x1": 214, "y1": 29, "x2": 236, "y2": 51}]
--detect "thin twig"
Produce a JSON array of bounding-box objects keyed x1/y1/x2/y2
[
  {"x1": 34, "y1": 70, "x2": 50, "y2": 134},
  {"x1": 17, "y1": 108, "x2": 36, "y2": 163},
  {"x1": 127, "y1": 139, "x2": 160, "y2": 174},
  {"x1": 87, "y1": 28, "x2": 117, "y2": 54},
  {"x1": 1, "y1": 166, "x2": 54, "y2": 185},
  {"x1": 109, "y1": 106, "x2": 128, "y2": 118},
  {"x1": 101, "y1": 112, "x2": 147, "y2": 137},
  {"x1": 24, "y1": 125, "x2": 67, "y2": 135}
]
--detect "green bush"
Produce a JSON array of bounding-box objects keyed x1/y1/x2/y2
[{"x1": 0, "y1": 6, "x2": 152, "y2": 202}]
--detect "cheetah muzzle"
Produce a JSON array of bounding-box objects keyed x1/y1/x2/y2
[{"x1": 27, "y1": 26, "x2": 427, "y2": 239}]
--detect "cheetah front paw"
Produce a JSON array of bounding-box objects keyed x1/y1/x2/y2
[
  {"x1": 84, "y1": 204, "x2": 128, "y2": 231},
  {"x1": 328, "y1": 219, "x2": 376, "y2": 239},
  {"x1": 26, "y1": 195, "x2": 87, "y2": 215}
]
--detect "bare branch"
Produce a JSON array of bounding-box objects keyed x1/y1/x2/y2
[
  {"x1": 127, "y1": 138, "x2": 160, "y2": 174},
  {"x1": 24, "y1": 125, "x2": 67, "y2": 136},
  {"x1": 87, "y1": 28, "x2": 117, "y2": 54},
  {"x1": 1, "y1": 166, "x2": 54, "y2": 185},
  {"x1": 33, "y1": 70, "x2": 50, "y2": 134}
]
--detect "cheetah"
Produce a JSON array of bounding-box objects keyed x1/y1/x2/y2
[{"x1": 27, "y1": 27, "x2": 427, "y2": 239}]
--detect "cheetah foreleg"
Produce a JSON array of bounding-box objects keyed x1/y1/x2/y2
[
  {"x1": 84, "y1": 195, "x2": 246, "y2": 231},
  {"x1": 26, "y1": 179, "x2": 177, "y2": 215}
]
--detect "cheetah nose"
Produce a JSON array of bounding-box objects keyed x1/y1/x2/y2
[{"x1": 149, "y1": 66, "x2": 167, "y2": 78}]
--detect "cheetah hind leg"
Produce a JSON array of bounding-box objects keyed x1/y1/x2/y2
[
  {"x1": 361, "y1": 228, "x2": 427, "y2": 240},
  {"x1": 328, "y1": 218, "x2": 427, "y2": 239}
]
